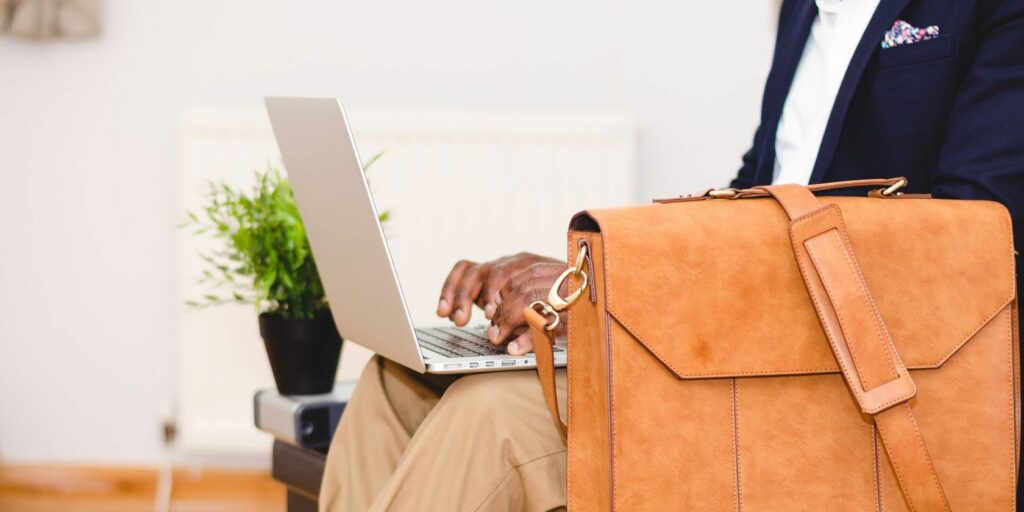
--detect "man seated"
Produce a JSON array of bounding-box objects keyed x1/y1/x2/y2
[{"x1": 320, "y1": 1, "x2": 1024, "y2": 510}]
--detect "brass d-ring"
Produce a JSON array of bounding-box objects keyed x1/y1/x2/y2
[
  {"x1": 708, "y1": 188, "x2": 739, "y2": 198},
  {"x1": 573, "y1": 243, "x2": 588, "y2": 274},
  {"x1": 881, "y1": 178, "x2": 907, "y2": 196}
]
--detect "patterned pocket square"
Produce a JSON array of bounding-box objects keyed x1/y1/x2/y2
[{"x1": 881, "y1": 20, "x2": 939, "y2": 49}]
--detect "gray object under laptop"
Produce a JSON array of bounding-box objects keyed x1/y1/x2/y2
[{"x1": 254, "y1": 380, "x2": 356, "y2": 450}]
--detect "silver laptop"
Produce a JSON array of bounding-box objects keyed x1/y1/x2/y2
[{"x1": 265, "y1": 97, "x2": 567, "y2": 374}]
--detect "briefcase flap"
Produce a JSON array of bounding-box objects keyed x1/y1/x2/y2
[{"x1": 573, "y1": 195, "x2": 1016, "y2": 379}]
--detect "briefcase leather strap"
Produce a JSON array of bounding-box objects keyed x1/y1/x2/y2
[
  {"x1": 526, "y1": 305, "x2": 568, "y2": 442},
  {"x1": 526, "y1": 182, "x2": 952, "y2": 511},
  {"x1": 760, "y1": 184, "x2": 951, "y2": 512}
]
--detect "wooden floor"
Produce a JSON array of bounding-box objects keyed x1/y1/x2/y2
[{"x1": 0, "y1": 464, "x2": 286, "y2": 512}]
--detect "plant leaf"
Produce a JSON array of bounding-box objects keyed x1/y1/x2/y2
[
  {"x1": 363, "y1": 150, "x2": 386, "y2": 172},
  {"x1": 180, "y1": 155, "x2": 389, "y2": 318}
]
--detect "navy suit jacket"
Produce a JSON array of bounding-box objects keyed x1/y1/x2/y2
[
  {"x1": 734, "y1": 0, "x2": 1024, "y2": 239},
  {"x1": 733, "y1": 0, "x2": 1024, "y2": 501}
]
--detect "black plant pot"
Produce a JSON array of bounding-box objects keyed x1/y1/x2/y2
[{"x1": 259, "y1": 310, "x2": 343, "y2": 395}]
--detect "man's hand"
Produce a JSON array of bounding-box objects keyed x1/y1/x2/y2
[
  {"x1": 436, "y1": 253, "x2": 565, "y2": 355},
  {"x1": 488, "y1": 262, "x2": 568, "y2": 355}
]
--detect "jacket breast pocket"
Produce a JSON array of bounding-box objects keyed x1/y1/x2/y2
[{"x1": 874, "y1": 35, "x2": 956, "y2": 70}]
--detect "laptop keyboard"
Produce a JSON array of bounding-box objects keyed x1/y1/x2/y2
[
  {"x1": 416, "y1": 326, "x2": 565, "y2": 359},
  {"x1": 416, "y1": 326, "x2": 506, "y2": 358}
]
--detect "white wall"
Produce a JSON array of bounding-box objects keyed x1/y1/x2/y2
[{"x1": 0, "y1": 0, "x2": 775, "y2": 465}]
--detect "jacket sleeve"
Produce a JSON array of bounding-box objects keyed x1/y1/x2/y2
[
  {"x1": 730, "y1": 126, "x2": 762, "y2": 189},
  {"x1": 931, "y1": 1, "x2": 1024, "y2": 257}
]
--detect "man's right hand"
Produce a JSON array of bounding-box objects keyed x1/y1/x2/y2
[{"x1": 436, "y1": 252, "x2": 562, "y2": 327}]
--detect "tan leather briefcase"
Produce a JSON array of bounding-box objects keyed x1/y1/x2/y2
[{"x1": 526, "y1": 178, "x2": 1019, "y2": 511}]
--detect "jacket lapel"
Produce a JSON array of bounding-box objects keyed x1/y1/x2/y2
[
  {"x1": 754, "y1": 0, "x2": 817, "y2": 185},
  {"x1": 807, "y1": 0, "x2": 912, "y2": 184}
]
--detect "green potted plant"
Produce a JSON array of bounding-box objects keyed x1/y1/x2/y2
[{"x1": 183, "y1": 156, "x2": 387, "y2": 395}]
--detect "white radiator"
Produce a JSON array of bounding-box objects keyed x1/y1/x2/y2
[{"x1": 177, "y1": 106, "x2": 637, "y2": 455}]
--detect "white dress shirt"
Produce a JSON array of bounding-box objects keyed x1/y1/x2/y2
[{"x1": 773, "y1": 0, "x2": 881, "y2": 185}]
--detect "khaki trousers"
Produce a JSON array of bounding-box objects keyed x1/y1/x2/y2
[{"x1": 319, "y1": 356, "x2": 568, "y2": 512}]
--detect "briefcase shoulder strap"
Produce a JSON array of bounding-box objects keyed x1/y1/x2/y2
[
  {"x1": 526, "y1": 307, "x2": 568, "y2": 443},
  {"x1": 762, "y1": 184, "x2": 951, "y2": 512}
]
